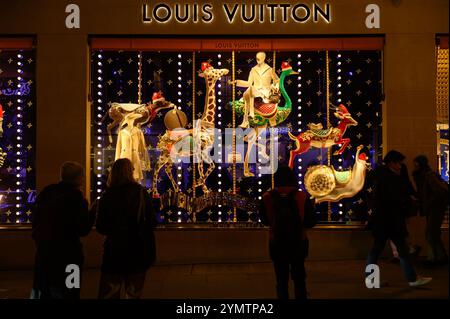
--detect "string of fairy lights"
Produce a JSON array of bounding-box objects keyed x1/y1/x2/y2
[{"x1": 95, "y1": 52, "x2": 104, "y2": 200}]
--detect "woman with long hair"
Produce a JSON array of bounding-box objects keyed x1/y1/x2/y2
[{"x1": 95, "y1": 158, "x2": 157, "y2": 299}]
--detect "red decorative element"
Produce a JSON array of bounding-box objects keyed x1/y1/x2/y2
[
  {"x1": 281, "y1": 61, "x2": 292, "y2": 71},
  {"x1": 358, "y1": 153, "x2": 367, "y2": 161},
  {"x1": 337, "y1": 104, "x2": 349, "y2": 114},
  {"x1": 0, "y1": 104, "x2": 3, "y2": 119},
  {"x1": 254, "y1": 100, "x2": 277, "y2": 118},
  {"x1": 201, "y1": 62, "x2": 212, "y2": 71},
  {"x1": 288, "y1": 106, "x2": 358, "y2": 168},
  {"x1": 152, "y1": 91, "x2": 165, "y2": 103}
]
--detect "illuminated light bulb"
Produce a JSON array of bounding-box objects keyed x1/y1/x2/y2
[
  {"x1": 218, "y1": 121, "x2": 221, "y2": 125},
  {"x1": 97, "y1": 69, "x2": 102, "y2": 73},
  {"x1": 97, "y1": 62, "x2": 102, "y2": 66},
  {"x1": 178, "y1": 99, "x2": 182, "y2": 103},
  {"x1": 258, "y1": 189, "x2": 262, "y2": 192},
  {"x1": 178, "y1": 211, "x2": 182, "y2": 215},
  {"x1": 337, "y1": 61, "x2": 341, "y2": 65},
  {"x1": 337, "y1": 69, "x2": 341, "y2": 73},
  {"x1": 177, "y1": 62, "x2": 182, "y2": 66},
  {"x1": 258, "y1": 174, "x2": 262, "y2": 177},
  {"x1": 97, "y1": 189, "x2": 102, "y2": 193},
  {"x1": 97, "y1": 174, "x2": 102, "y2": 178},
  {"x1": 258, "y1": 181, "x2": 262, "y2": 185},
  {"x1": 178, "y1": 54, "x2": 182, "y2": 58},
  {"x1": 97, "y1": 166, "x2": 101, "y2": 170},
  {"x1": 218, "y1": 188, "x2": 222, "y2": 192},
  {"x1": 218, "y1": 54, "x2": 222, "y2": 58},
  {"x1": 339, "y1": 203, "x2": 343, "y2": 207},
  {"x1": 97, "y1": 181, "x2": 102, "y2": 185},
  {"x1": 339, "y1": 211, "x2": 343, "y2": 215},
  {"x1": 178, "y1": 76, "x2": 182, "y2": 81},
  {"x1": 217, "y1": 62, "x2": 222, "y2": 66},
  {"x1": 97, "y1": 144, "x2": 101, "y2": 148},
  {"x1": 18, "y1": 54, "x2": 23, "y2": 58},
  {"x1": 337, "y1": 54, "x2": 341, "y2": 58},
  {"x1": 17, "y1": 77, "x2": 22, "y2": 81},
  {"x1": 337, "y1": 76, "x2": 341, "y2": 80},
  {"x1": 258, "y1": 196, "x2": 262, "y2": 200},
  {"x1": 97, "y1": 159, "x2": 101, "y2": 163}
]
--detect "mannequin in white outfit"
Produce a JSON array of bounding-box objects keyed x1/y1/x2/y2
[{"x1": 115, "y1": 112, "x2": 150, "y2": 181}]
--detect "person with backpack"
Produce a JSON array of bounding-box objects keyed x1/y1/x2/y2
[
  {"x1": 95, "y1": 158, "x2": 157, "y2": 299},
  {"x1": 31, "y1": 162, "x2": 95, "y2": 299},
  {"x1": 412, "y1": 155, "x2": 449, "y2": 267},
  {"x1": 260, "y1": 165, "x2": 317, "y2": 299},
  {"x1": 366, "y1": 150, "x2": 432, "y2": 287}
]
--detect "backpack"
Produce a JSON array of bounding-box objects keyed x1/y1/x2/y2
[{"x1": 270, "y1": 189, "x2": 303, "y2": 248}]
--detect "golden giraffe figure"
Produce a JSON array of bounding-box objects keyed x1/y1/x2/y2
[{"x1": 152, "y1": 62, "x2": 229, "y2": 196}]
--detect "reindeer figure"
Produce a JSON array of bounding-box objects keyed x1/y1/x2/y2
[
  {"x1": 152, "y1": 62, "x2": 229, "y2": 196},
  {"x1": 105, "y1": 92, "x2": 175, "y2": 144},
  {"x1": 288, "y1": 104, "x2": 358, "y2": 168}
]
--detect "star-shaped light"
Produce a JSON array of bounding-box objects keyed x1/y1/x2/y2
[
  {"x1": 236, "y1": 69, "x2": 242, "y2": 75},
  {"x1": 167, "y1": 80, "x2": 173, "y2": 85},
  {"x1": 7, "y1": 145, "x2": 12, "y2": 151},
  {"x1": 127, "y1": 58, "x2": 133, "y2": 64},
  {"x1": 306, "y1": 101, "x2": 312, "y2": 107},
  {"x1": 227, "y1": 58, "x2": 232, "y2": 64},
  {"x1": 316, "y1": 90, "x2": 322, "y2": 96},
  {"x1": 366, "y1": 122, "x2": 372, "y2": 128},
  {"x1": 27, "y1": 166, "x2": 32, "y2": 172},
  {"x1": 366, "y1": 101, "x2": 372, "y2": 106},
  {"x1": 157, "y1": 69, "x2": 163, "y2": 75},
  {"x1": 117, "y1": 90, "x2": 123, "y2": 96},
  {"x1": 147, "y1": 80, "x2": 153, "y2": 85},
  {"x1": 346, "y1": 101, "x2": 352, "y2": 106},
  {"x1": 7, "y1": 123, "x2": 12, "y2": 129},
  {"x1": 107, "y1": 58, "x2": 113, "y2": 64},
  {"x1": 187, "y1": 58, "x2": 192, "y2": 64},
  {"x1": 346, "y1": 58, "x2": 351, "y2": 63},
  {"x1": 27, "y1": 123, "x2": 33, "y2": 129},
  {"x1": 187, "y1": 80, "x2": 192, "y2": 86},
  {"x1": 356, "y1": 90, "x2": 362, "y2": 96},
  {"x1": 366, "y1": 58, "x2": 372, "y2": 63},
  {"x1": 346, "y1": 79, "x2": 352, "y2": 85},
  {"x1": 107, "y1": 80, "x2": 112, "y2": 85},
  {"x1": 196, "y1": 90, "x2": 203, "y2": 96},
  {"x1": 127, "y1": 80, "x2": 133, "y2": 85},
  {"x1": 356, "y1": 69, "x2": 362, "y2": 74},
  {"x1": 167, "y1": 58, "x2": 173, "y2": 64},
  {"x1": 6, "y1": 166, "x2": 12, "y2": 172},
  {"x1": 306, "y1": 58, "x2": 312, "y2": 63},
  {"x1": 247, "y1": 188, "x2": 253, "y2": 194},
  {"x1": 306, "y1": 79, "x2": 312, "y2": 85},
  {"x1": 356, "y1": 133, "x2": 362, "y2": 139},
  {"x1": 356, "y1": 112, "x2": 362, "y2": 117},
  {"x1": 246, "y1": 58, "x2": 253, "y2": 64},
  {"x1": 117, "y1": 69, "x2": 123, "y2": 75},
  {"x1": 27, "y1": 145, "x2": 33, "y2": 150},
  {"x1": 0, "y1": 69, "x2": 3, "y2": 74},
  {"x1": 147, "y1": 58, "x2": 153, "y2": 64},
  {"x1": 197, "y1": 112, "x2": 203, "y2": 117},
  {"x1": 7, "y1": 80, "x2": 13, "y2": 86},
  {"x1": 366, "y1": 79, "x2": 372, "y2": 85},
  {"x1": 316, "y1": 69, "x2": 322, "y2": 74},
  {"x1": 27, "y1": 101, "x2": 33, "y2": 107},
  {"x1": 317, "y1": 112, "x2": 322, "y2": 117},
  {"x1": 7, "y1": 101, "x2": 13, "y2": 107},
  {"x1": 8, "y1": 58, "x2": 13, "y2": 64}
]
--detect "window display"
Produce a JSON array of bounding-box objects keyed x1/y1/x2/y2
[
  {"x1": 90, "y1": 44, "x2": 382, "y2": 224},
  {"x1": 0, "y1": 48, "x2": 36, "y2": 224}
]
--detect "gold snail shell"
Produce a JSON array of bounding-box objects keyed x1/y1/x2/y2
[
  {"x1": 304, "y1": 165, "x2": 336, "y2": 197},
  {"x1": 164, "y1": 109, "x2": 188, "y2": 130}
]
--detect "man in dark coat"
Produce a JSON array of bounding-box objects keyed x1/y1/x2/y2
[
  {"x1": 31, "y1": 162, "x2": 95, "y2": 299},
  {"x1": 260, "y1": 165, "x2": 317, "y2": 299},
  {"x1": 366, "y1": 150, "x2": 431, "y2": 287}
]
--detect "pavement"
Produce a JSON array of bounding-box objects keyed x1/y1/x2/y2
[{"x1": 0, "y1": 259, "x2": 448, "y2": 299}]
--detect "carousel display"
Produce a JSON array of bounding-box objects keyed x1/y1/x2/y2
[{"x1": 92, "y1": 48, "x2": 383, "y2": 224}]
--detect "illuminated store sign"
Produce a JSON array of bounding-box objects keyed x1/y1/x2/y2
[{"x1": 142, "y1": 3, "x2": 331, "y2": 24}]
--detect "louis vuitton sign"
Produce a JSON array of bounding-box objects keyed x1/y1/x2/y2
[{"x1": 142, "y1": 3, "x2": 331, "y2": 24}]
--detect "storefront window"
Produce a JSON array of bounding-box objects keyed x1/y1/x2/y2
[
  {"x1": 90, "y1": 42, "x2": 382, "y2": 224},
  {"x1": 0, "y1": 47, "x2": 36, "y2": 224}
]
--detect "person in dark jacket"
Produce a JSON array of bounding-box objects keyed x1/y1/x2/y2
[
  {"x1": 31, "y1": 161, "x2": 94, "y2": 299},
  {"x1": 366, "y1": 150, "x2": 431, "y2": 287},
  {"x1": 412, "y1": 155, "x2": 449, "y2": 266},
  {"x1": 260, "y1": 165, "x2": 317, "y2": 299},
  {"x1": 96, "y1": 158, "x2": 157, "y2": 299}
]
